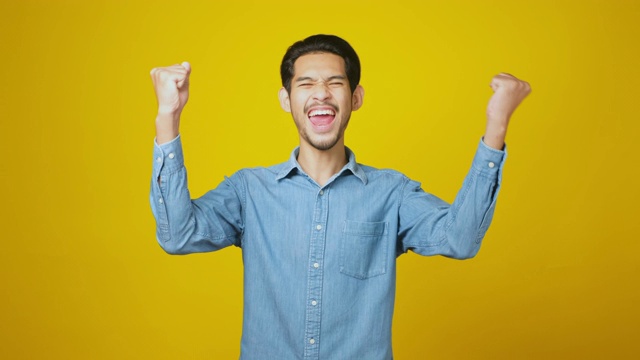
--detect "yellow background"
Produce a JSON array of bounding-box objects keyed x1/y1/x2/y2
[{"x1": 1, "y1": 0, "x2": 639, "y2": 358}]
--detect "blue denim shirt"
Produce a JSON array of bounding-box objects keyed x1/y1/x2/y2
[{"x1": 150, "y1": 135, "x2": 505, "y2": 360}]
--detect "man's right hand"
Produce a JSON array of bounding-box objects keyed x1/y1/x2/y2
[{"x1": 150, "y1": 62, "x2": 191, "y2": 144}]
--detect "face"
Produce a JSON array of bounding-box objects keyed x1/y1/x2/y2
[{"x1": 279, "y1": 52, "x2": 364, "y2": 151}]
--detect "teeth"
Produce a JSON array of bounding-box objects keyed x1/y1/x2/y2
[{"x1": 309, "y1": 109, "x2": 335, "y2": 117}]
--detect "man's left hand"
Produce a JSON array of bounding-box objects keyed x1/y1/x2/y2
[{"x1": 484, "y1": 73, "x2": 531, "y2": 149}]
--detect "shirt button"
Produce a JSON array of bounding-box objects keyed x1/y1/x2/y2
[
  {"x1": 168, "y1": 153, "x2": 175, "y2": 159},
  {"x1": 309, "y1": 338, "x2": 315, "y2": 345},
  {"x1": 158, "y1": 198, "x2": 164, "y2": 204},
  {"x1": 488, "y1": 162, "x2": 495, "y2": 168},
  {"x1": 313, "y1": 262, "x2": 319, "y2": 268},
  {"x1": 316, "y1": 224, "x2": 322, "y2": 231},
  {"x1": 156, "y1": 157, "x2": 162, "y2": 163},
  {"x1": 311, "y1": 300, "x2": 317, "y2": 306},
  {"x1": 319, "y1": 190, "x2": 324, "y2": 196}
]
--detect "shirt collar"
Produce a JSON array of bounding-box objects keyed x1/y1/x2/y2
[{"x1": 276, "y1": 146, "x2": 368, "y2": 185}]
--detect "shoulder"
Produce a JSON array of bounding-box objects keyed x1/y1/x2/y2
[
  {"x1": 358, "y1": 162, "x2": 410, "y2": 182},
  {"x1": 356, "y1": 162, "x2": 424, "y2": 196},
  {"x1": 231, "y1": 160, "x2": 289, "y2": 181}
]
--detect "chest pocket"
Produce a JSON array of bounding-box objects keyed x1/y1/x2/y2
[{"x1": 340, "y1": 220, "x2": 388, "y2": 279}]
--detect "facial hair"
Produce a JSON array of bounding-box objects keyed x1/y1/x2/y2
[
  {"x1": 296, "y1": 103, "x2": 351, "y2": 151},
  {"x1": 300, "y1": 124, "x2": 344, "y2": 151}
]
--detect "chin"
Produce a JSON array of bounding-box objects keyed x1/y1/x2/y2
[
  {"x1": 307, "y1": 134, "x2": 342, "y2": 151},
  {"x1": 310, "y1": 142, "x2": 337, "y2": 151}
]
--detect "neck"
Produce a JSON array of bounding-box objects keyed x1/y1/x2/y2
[{"x1": 297, "y1": 141, "x2": 347, "y2": 187}]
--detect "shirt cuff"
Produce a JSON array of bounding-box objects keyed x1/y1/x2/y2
[
  {"x1": 152, "y1": 134, "x2": 185, "y2": 176},
  {"x1": 472, "y1": 138, "x2": 507, "y2": 179}
]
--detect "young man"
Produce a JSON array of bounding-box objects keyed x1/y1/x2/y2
[{"x1": 150, "y1": 34, "x2": 530, "y2": 359}]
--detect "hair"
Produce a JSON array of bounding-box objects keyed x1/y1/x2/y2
[{"x1": 280, "y1": 34, "x2": 361, "y2": 94}]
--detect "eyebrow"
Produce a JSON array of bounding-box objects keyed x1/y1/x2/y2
[{"x1": 295, "y1": 75, "x2": 346, "y2": 83}]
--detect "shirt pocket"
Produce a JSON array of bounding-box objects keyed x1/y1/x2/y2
[{"x1": 339, "y1": 220, "x2": 388, "y2": 279}]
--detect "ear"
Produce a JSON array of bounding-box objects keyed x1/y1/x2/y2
[
  {"x1": 351, "y1": 85, "x2": 365, "y2": 111},
  {"x1": 278, "y1": 87, "x2": 291, "y2": 112}
]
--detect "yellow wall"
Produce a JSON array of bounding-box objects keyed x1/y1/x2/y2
[{"x1": 1, "y1": 0, "x2": 638, "y2": 358}]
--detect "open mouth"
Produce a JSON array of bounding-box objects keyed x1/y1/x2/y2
[{"x1": 307, "y1": 108, "x2": 336, "y2": 127}]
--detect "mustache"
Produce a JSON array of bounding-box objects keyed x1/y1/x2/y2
[{"x1": 304, "y1": 102, "x2": 339, "y2": 114}]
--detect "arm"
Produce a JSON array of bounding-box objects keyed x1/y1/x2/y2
[
  {"x1": 398, "y1": 74, "x2": 530, "y2": 258},
  {"x1": 398, "y1": 140, "x2": 505, "y2": 259},
  {"x1": 149, "y1": 63, "x2": 244, "y2": 254}
]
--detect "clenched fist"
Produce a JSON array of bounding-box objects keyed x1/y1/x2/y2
[
  {"x1": 150, "y1": 62, "x2": 191, "y2": 144},
  {"x1": 484, "y1": 73, "x2": 531, "y2": 149}
]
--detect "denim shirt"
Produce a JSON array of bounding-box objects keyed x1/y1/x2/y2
[{"x1": 150, "y1": 135, "x2": 505, "y2": 360}]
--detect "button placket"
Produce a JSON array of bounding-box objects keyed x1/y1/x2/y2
[{"x1": 303, "y1": 187, "x2": 329, "y2": 359}]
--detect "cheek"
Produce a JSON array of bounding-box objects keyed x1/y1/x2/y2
[
  {"x1": 340, "y1": 97, "x2": 353, "y2": 113},
  {"x1": 291, "y1": 94, "x2": 308, "y2": 113},
  {"x1": 290, "y1": 97, "x2": 308, "y2": 124},
  {"x1": 334, "y1": 90, "x2": 352, "y2": 108}
]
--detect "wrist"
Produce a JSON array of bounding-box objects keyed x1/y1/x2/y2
[
  {"x1": 482, "y1": 135, "x2": 505, "y2": 150},
  {"x1": 483, "y1": 122, "x2": 507, "y2": 150},
  {"x1": 155, "y1": 113, "x2": 180, "y2": 145}
]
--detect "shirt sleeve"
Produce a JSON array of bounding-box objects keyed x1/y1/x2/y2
[
  {"x1": 397, "y1": 138, "x2": 506, "y2": 259},
  {"x1": 150, "y1": 135, "x2": 244, "y2": 254}
]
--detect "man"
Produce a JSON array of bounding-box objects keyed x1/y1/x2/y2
[{"x1": 150, "y1": 34, "x2": 530, "y2": 359}]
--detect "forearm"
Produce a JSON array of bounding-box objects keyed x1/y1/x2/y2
[
  {"x1": 150, "y1": 135, "x2": 197, "y2": 253},
  {"x1": 441, "y1": 140, "x2": 505, "y2": 257}
]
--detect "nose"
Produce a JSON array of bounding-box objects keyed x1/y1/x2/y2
[{"x1": 312, "y1": 82, "x2": 330, "y2": 101}]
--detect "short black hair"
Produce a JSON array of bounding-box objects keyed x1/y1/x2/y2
[{"x1": 280, "y1": 34, "x2": 361, "y2": 94}]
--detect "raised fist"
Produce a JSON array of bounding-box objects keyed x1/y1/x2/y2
[
  {"x1": 150, "y1": 62, "x2": 191, "y2": 117},
  {"x1": 482, "y1": 73, "x2": 531, "y2": 149},
  {"x1": 486, "y1": 73, "x2": 531, "y2": 123}
]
